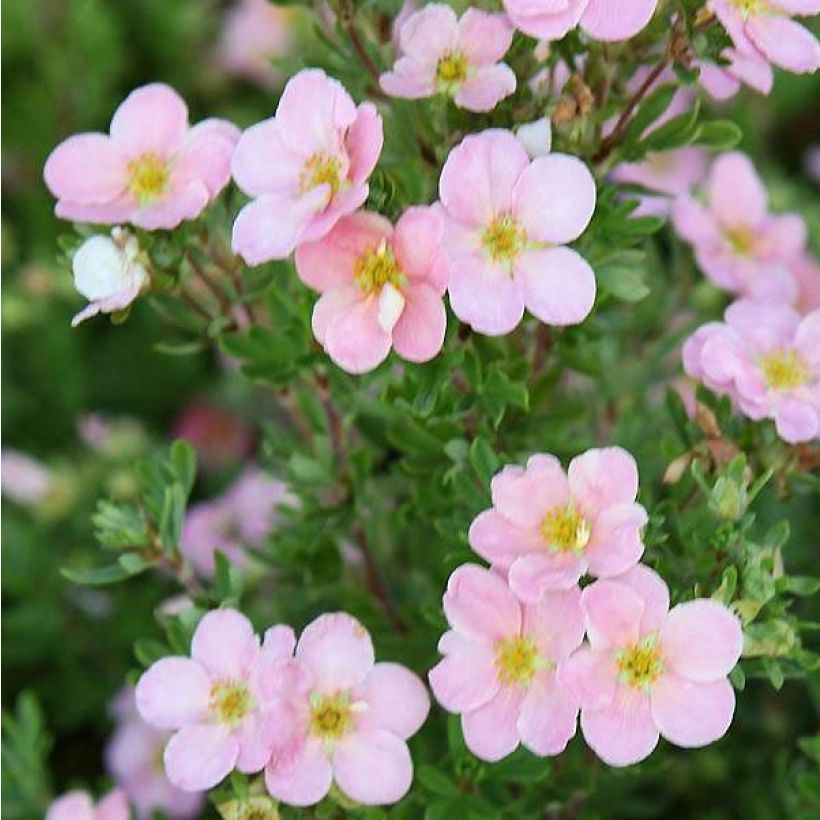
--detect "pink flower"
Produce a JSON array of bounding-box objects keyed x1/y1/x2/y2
[
  {"x1": 709, "y1": 0, "x2": 820, "y2": 75},
  {"x1": 106, "y1": 688, "x2": 204, "y2": 819},
  {"x1": 429, "y1": 565, "x2": 584, "y2": 761},
  {"x1": 698, "y1": 47, "x2": 773, "y2": 100},
  {"x1": 294, "y1": 207, "x2": 448, "y2": 373},
  {"x1": 44, "y1": 84, "x2": 239, "y2": 230},
  {"x1": 503, "y1": 0, "x2": 660, "y2": 42},
  {"x1": 791, "y1": 252, "x2": 820, "y2": 314},
  {"x1": 559, "y1": 565, "x2": 742, "y2": 766},
  {"x1": 469, "y1": 448, "x2": 648, "y2": 600},
  {"x1": 439, "y1": 129, "x2": 596, "y2": 335},
  {"x1": 1, "y1": 449, "x2": 54, "y2": 507},
  {"x1": 682, "y1": 300, "x2": 820, "y2": 443},
  {"x1": 380, "y1": 5, "x2": 516, "y2": 112},
  {"x1": 671, "y1": 151, "x2": 806, "y2": 300},
  {"x1": 135, "y1": 608, "x2": 287, "y2": 791},
  {"x1": 173, "y1": 400, "x2": 255, "y2": 471},
  {"x1": 218, "y1": 0, "x2": 294, "y2": 89},
  {"x1": 231, "y1": 69, "x2": 383, "y2": 264},
  {"x1": 46, "y1": 790, "x2": 129, "y2": 820},
  {"x1": 263, "y1": 613, "x2": 429, "y2": 806}
]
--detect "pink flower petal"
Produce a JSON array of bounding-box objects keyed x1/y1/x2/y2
[
  {"x1": 110, "y1": 83, "x2": 189, "y2": 156},
  {"x1": 491, "y1": 453, "x2": 569, "y2": 529},
  {"x1": 312, "y1": 284, "x2": 363, "y2": 344},
  {"x1": 509, "y1": 551, "x2": 585, "y2": 601},
  {"x1": 47, "y1": 792, "x2": 96, "y2": 820},
  {"x1": 393, "y1": 205, "x2": 448, "y2": 292},
  {"x1": 584, "y1": 502, "x2": 647, "y2": 578},
  {"x1": 795, "y1": 310, "x2": 820, "y2": 368},
  {"x1": 173, "y1": 118, "x2": 239, "y2": 196},
  {"x1": 191, "y1": 608, "x2": 259, "y2": 680},
  {"x1": 568, "y1": 446, "x2": 639, "y2": 513},
  {"x1": 391, "y1": 282, "x2": 446, "y2": 363},
  {"x1": 398, "y1": 4, "x2": 459, "y2": 60},
  {"x1": 517, "y1": 674, "x2": 579, "y2": 756},
  {"x1": 581, "y1": 579, "x2": 644, "y2": 650},
  {"x1": 235, "y1": 710, "x2": 277, "y2": 773},
  {"x1": 523, "y1": 585, "x2": 585, "y2": 663},
  {"x1": 774, "y1": 398, "x2": 818, "y2": 443},
  {"x1": 231, "y1": 118, "x2": 302, "y2": 197},
  {"x1": 429, "y1": 630, "x2": 500, "y2": 712},
  {"x1": 444, "y1": 564, "x2": 521, "y2": 642},
  {"x1": 296, "y1": 612, "x2": 375, "y2": 691},
  {"x1": 265, "y1": 735, "x2": 332, "y2": 807},
  {"x1": 55, "y1": 196, "x2": 133, "y2": 226},
  {"x1": 747, "y1": 15, "x2": 820, "y2": 73},
  {"x1": 557, "y1": 646, "x2": 618, "y2": 711},
  {"x1": 131, "y1": 180, "x2": 210, "y2": 231},
  {"x1": 613, "y1": 564, "x2": 670, "y2": 634},
  {"x1": 671, "y1": 194, "x2": 721, "y2": 246},
  {"x1": 454, "y1": 64, "x2": 517, "y2": 112},
  {"x1": 333, "y1": 729, "x2": 414, "y2": 805},
  {"x1": 581, "y1": 0, "x2": 659, "y2": 41},
  {"x1": 513, "y1": 153, "x2": 596, "y2": 244},
  {"x1": 580, "y1": 686, "x2": 658, "y2": 766},
  {"x1": 380, "y1": 57, "x2": 437, "y2": 99},
  {"x1": 468, "y1": 508, "x2": 543, "y2": 569},
  {"x1": 660, "y1": 600, "x2": 743, "y2": 681},
  {"x1": 457, "y1": 10, "x2": 514, "y2": 66},
  {"x1": 651, "y1": 675, "x2": 735, "y2": 747},
  {"x1": 347, "y1": 103, "x2": 384, "y2": 185},
  {"x1": 322, "y1": 296, "x2": 393, "y2": 373},
  {"x1": 355, "y1": 662, "x2": 430, "y2": 739},
  {"x1": 135, "y1": 657, "x2": 211, "y2": 730},
  {"x1": 707, "y1": 151, "x2": 767, "y2": 229},
  {"x1": 44, "y1": 134, "x2": 127, "y2": 204},
  {"x1": 164, "y1": 723, "x2": 238, "y2": 791},
  {"x1": 761, "y1": 213, "x2": 807, "y2": 260},
  {"x1": 504, "y1": 0, "x2": 586, "y2": 41},
  {"x1": 95, "y1": 790, "x2": 130, "y2": 820},
  {"x1": 724, "y1": 299, "x2": 800, "y2": 353},
  {"x1": 462, "y1": 686, "x2": 526, "y2": 761},
  {"x1": 262, "y1": 624, "x2": 297, "y2": 659},
  {"x1": 515, "y1": 246, "x2": 596, "y2": 327}
]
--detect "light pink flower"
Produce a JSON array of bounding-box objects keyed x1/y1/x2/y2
[
  {"x1": 682, "y1": 300, "x2": 820, "y2": 443},
  {"x1": 672, "y1": 151, "x2": 806, "y2": 300},
  {"x1": 294, "y1": 207, "x2": 448, "y2": 373},
  {"x1": 1, "y1": 449, "x2": 54, "y2": 507},
  {"x1": 262, "y1": 612, "x2": 429, "y2": 806},
  {"x1": 698, "y1": 47, "x2": 773, "y2": 100},
  {"x1": 46, "y1": 790, "x2": 129, "y2": 820},
  {"x1": 218, "y1": 0, "x2": 294, "y2": 89},
  {"x1": 106, "y1": 688, "x2": 204, "y2": 819},
  {"x1": 559, "y1": 565, "x2": 742, "y2": 766},
  {"x1": 429, "y1": 565, "x2": 583, "y2": 761},
  {"x1": 469, "y1": 448, "x2": 648, "y2": 600},
  {"x1": 439, "y1": 129, "x2": 596, "y2": 335},
  {"x1": 173, "y1": 400, "x2": 255, "y2": 471},
  {"x1": 136, "y1": 608, "x2": 287, "y2": 791},
  {"x1": 503, "y1": 0, "x2": 660, "y2": 42},
  {"x1": 380, "y1": 5, "x2": 516, "y2": 112},
  {"x1": 231, "y1": 69, "x2": 383, "y2": 264},
  {"x1": 709, "y1": 0, "x2": 820, "y2": 75},
  {"x1": 44, "y1": 84, "x2": 239, "y2": 230},
  {"x1": 791, "y1": 252, "x2": 820, "y2": 314}
]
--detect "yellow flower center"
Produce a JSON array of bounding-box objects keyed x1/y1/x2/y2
[
  {"x1": 354, "y1": 241, "x2": 405, "y2": 295},
  {"x1": 724, "y1": 225, "x2": 755, "y2": 256},
  {"x1": 482, "y1": 214, "x2": 527, "y2": 265},
  {"x1": 436, "y1": 52, "x2": 468, "y2": 87},
  {"x1": 732, "y1": 0, "x2": 764, "y2": 16},
  {"x1": 209, "y1": 681, "x2": 253, "y2": 727},
  {"x1": 127, "y1": 153, "x2": 170, "y2": 204},
  {"x1": 300, "y1": 152, "x2": 342, "y2": 197},
  {"x1": 494, "y1": 635, "x2": 541, "y2": 687},
  {"x1": 616, "y1": 637, "x2": 664, "y2": 690},
  {"x1": 541, "y1": 504, "x2": 591, "y2": 553},
  {"x1": 760, "y1": 349, "x2": 809, "y2": 391},
  {"x1": 309, "y1": 692, "x2": 353, "y2": 741}
]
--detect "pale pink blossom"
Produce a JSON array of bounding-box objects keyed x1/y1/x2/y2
[
  {"x1": 106, "y1": 688, "x2": 204, "y2": 819},
  {"x1": 698, "y1": 47, "x2": 773, "y2": 100},
  {"x1": 790, "y1": 252, "x2": 820, "y2": 314},
  {"x1": 173, "y1": 400, "x2": 255, "y2": 471},
  {"x1": 135, "y1": 608, "x2": 287, "y2": 791},
  {"x1": 380, "y1": 5, "x2": 516, "y2": 112},
  {"x1": 469, "y1": 448, "x2": 648, "y2": 600},
  {"x1": 439, "y1": 129, "x2": 596, "y2": 335},
  {"x1": 671, "y1": 151, "x2": 806, "y2": 300},
  {"x1": 262, "y1": 613, "x2": 429, "y2": 806},
  {"x1": 218, "y1": 0, "x2": 295, "y2": 89},
  {"x1": 231, "y1": 69, "x2": 383, "y2": 264},
  {"x1": 1, "y1": 449, "x2": 54, "y2": 506},
  {"x1": 709, "y1": 0, "x2": 820, "y2": 75},
  {"x1": 559, "y1": 565, "x2": 742, "y2": 766},
  {"x1": 682, "y1": 300, "x2": 820, "y2": 443},
  {"x1": 429, "y1": 565, "x2": 583, "y2": 761},
  {"x1": 46, "y1": 790, "x2": 129, "y2": 820},
  {"x1": 44, "y1": 84, "x2": 239, "y2": 230},
  {"x1": 503, "y1": 0, "x2": 660, "y2": 43},
  {"x1": 294, "y1": 206, "x2": 448, "y2": 373}
]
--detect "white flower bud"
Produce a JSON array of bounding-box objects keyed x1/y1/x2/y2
[{"x1": 516, "y1": 117, "x2": 552, "y2": 158}]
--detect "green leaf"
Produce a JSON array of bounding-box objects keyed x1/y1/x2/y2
[
  {"x1": 170, "y1": 439, "x2": 197, "y2": 497},
  {"x1": 639, "y1": 100, "x2": 701, "y2": 153},
  {"x1": 622, "y1": 83, "x2": 678, "y2": 146},
  {"x1": 694, "y1": 119, "x2": 743, "y2": 151},
  {"x1": 469, "y1": 437, "x2": 499, "y2": 486},
  {"x1": 61, "y1": 559, "x2": 150, "y2": 586}
]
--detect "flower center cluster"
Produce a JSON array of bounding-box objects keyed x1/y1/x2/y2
[
  {"x1": 300, "y1": 153, "x2": 342, "y2": 197},
  {"x1": 127, "y1": 153, "x2": 170, "y2": 204},
  {"x1": 541, "y1": 504, "x2": 591, "y2": 553},
  {"x1": 760, "y1": 349, "x2": 809, "y2": 391},
  {"x1": 436, "y1": 52, "x2": 468, "y2": 87},
  {"x1": 354, "y1": 242, "x2": 404, "y2": 295},
  {"x1": 210, "y1": 680, "x2": 253, "y2": 727},
  {"x1": 724, "y1": 225, "x2": 755, "y2": 256},
  {"x1": 494, "y1": 635, "x2": 541, "y2": 686},
  {"x1": 309, "y1": 692, "x2": 353, "y2": 741},
  {"x1": 482, "y1": 214, "x2": 526, "y2": 265},
  {"x1": 616, "y1": 638, "x2": 664, "y2": 690}
]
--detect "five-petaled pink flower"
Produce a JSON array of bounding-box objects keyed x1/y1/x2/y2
[
  {"x1": 503, "y1": 0, "x2": 660, "y2": 43},
  {"x1": 683, "y1": 300, "x2": 820, "y2": 443},
  {"x1": 44, "y1": 84, "x2": 239, "y2": 230},
  {"x1": 672, "y1": 151, "x2": 806, "y2": 301},
  {"x1": 135, "y1": 608, "x2": 285, "y2": 791},
  {"x1": 262, "y1": 612, "x2": 429, "y2": 806},
  {"x1": 559, "y1": 565, "x2": 742, "y2": 766},
  {"x1": 380, "y1": 5, "x2": 516, "y2": 112},
  {"x1": 469, "y1": 448, "x2": 648, "y2": 600},
  {"x1": 429, "y1": 565, "x2": 584, "y2": 761},
  {"x1": 294, "y1": 206, "x2": 448, "y2": 373},
  {"x1": 439, "y1": 129, "x2": 596, "y2": 335},
  {"x1": 46, "y1": 790, "x2": 129, "y2": 820},
  {"x1": 709, "y1": 0, "x2": 820, "y2": 75},
  {"x1": 231, "y1": 69, "x2": 383, "y2": 264}
]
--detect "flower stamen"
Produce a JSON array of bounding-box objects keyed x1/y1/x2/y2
[
  {"x1": 540, "y1": 504, "x2": 591, "y2": 553},
  {"x1": 127, "y1": 153, "x2": 170, "y2": 204}
]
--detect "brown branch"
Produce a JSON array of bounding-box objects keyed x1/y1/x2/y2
[
  {"x1": 340, "y1": 0, "x2": 387, "y2": 97},
  {"x1": 353, "y1": 525, "x2": 408, "y2": 634}
]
